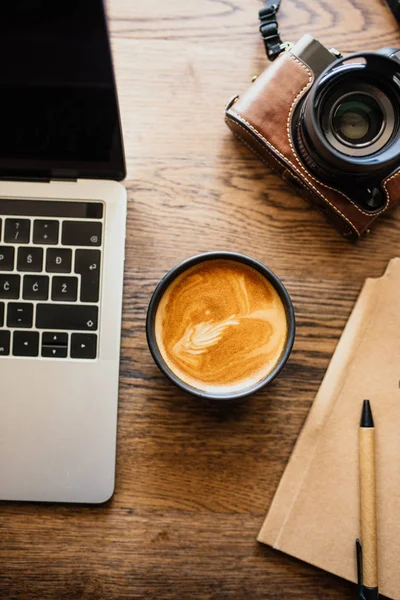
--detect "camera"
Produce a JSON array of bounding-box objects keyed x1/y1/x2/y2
[{"x1": 225, "y1": 35, "x2": 400, "y2": 239}]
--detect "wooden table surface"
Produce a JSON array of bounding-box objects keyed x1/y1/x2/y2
[{"x1": 2, "y1": 1, "x2": 400, "y2": 598}]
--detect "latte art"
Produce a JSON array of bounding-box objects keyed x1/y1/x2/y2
[{"x1": 155, "y1": 259, "x2": 289, "y2": 394}]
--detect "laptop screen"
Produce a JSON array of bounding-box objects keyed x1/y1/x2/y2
[{"x1": 0, "y1": 1, "x2": 125, "y2": 181}]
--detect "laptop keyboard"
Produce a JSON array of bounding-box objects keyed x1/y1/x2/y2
[{"x1": 0, "y1": 198, "x2": 104, "y2": 360}]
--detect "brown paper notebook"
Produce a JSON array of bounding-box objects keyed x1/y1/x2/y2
[{"x1": 258, "y1": 258, "x2": 400, "y2": 599}]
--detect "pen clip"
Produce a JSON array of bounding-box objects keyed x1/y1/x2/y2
[{"x1": 356, "y1": 539, "x2": 366, "y2": 600}]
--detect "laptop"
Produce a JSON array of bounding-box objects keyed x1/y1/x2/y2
[{"x1": 0, "y1": 1, "x2": 127, "y2": 503}]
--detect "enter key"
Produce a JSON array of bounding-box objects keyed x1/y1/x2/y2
[{"x1": 75, "y1": 249, "x2": 101, "y2": 303}]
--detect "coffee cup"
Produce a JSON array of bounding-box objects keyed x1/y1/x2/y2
[{"x1": 146, "y1": 252, "x2": 295, "y2": 402}]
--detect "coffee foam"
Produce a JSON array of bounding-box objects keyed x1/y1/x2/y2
[{"x1": 155, "y1": 259, "x2": 289, "y2": 394}]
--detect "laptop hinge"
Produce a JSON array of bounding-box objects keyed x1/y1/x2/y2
[
  {"x1": 0, "y1": 169, "x2": 79, "y2": 183},
  {"x1": 0, "y1": 176, "x2": 79, "y2": 183},
  {"x1": 52, "y1": 178, "x2": 78, "y2": 183},
  {"x1": 0, "y1": 175, "x2": 51, "y2": 183}
]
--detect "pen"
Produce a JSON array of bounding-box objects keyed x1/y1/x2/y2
[{"x1": 356, "y1": 399, "x2": 379, "y2": 600}]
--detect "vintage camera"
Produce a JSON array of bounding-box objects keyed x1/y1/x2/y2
[{"x1": 225, "y1": 35, "x2": 400, "y2": 239}]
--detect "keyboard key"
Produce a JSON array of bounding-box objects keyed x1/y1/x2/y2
[
  {"x1": 41, "y1": 328, "x2": 69, "y2": 356},
  {"x1": 46, "y1": 248, "x2": 72, "y2": 273},
  {"x1": 42, "y1": 345, "x2": 68, "y2": 358},
  {"x1": 36, "y1": 304, "x2": 98, "y2": 331},
  {"x1": 42, "y1": 332, "x2": 68, "y2": 346},
  {"x1": 71, "y1": 333, "x2": 97, "y2": 359},
  {"x1": 62, "y1": 221, "x2": 102, "y2": 247},
  {"x1": 51, "y1": 276, "x2": 78, "y2": 302},
  {"x1": 0, "y1": 330, "x2": 10, "y2": 355},
  {"x1": 0, "y1": 302, "x2": 3, "y2": 327},
  {"x1": 7, "y1": 303, "x2": 33, "y2": 328},
  {"x1": 13, "y1": 331, "x2": 39, "y2": 357},
  {"x1": 0, "y1": 246, "x2": 14, "y2": 271},
  {"x1": 33, "y1": 220, "x2": 59, "y2": 244},
  {"x1": 17, "y1": 247, "x2": 43, "y2": 272},
  {"x1": 23, "y1": 275, "x2": 49, "y2": 300},
  {"x1": 75, "y1": 250, "x2": 101, "y2": 302},
  {"x1": 5, "y1": 219, "x2": 30, "y2": 244},
  {"x1": 0, "y1": 275, "x2": 20, "y2": 299}
]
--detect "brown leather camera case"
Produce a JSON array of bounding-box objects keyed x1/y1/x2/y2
[{"x1": 225, "y1": 50, "x2": 400, "y2": 240}]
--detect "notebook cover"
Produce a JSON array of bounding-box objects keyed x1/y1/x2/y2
[{"x1": 258, "y1": 258, "x2": 400, "y2": 599}]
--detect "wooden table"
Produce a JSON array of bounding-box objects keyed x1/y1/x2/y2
[{"x1": 2, "y1": 1, "x2": 400, "y2": 598}]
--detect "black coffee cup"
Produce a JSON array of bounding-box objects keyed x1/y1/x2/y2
[{"x1": 146, "y1": 252, "x2": 295, "y2": 403}]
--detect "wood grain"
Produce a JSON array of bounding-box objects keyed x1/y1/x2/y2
[{"x1": 1, "y1": 0, "x2": 399, "y2": 598}]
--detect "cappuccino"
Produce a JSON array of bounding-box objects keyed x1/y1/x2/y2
[{"x1": 154, "y1": 259, "x2": 288, "y2": 394}]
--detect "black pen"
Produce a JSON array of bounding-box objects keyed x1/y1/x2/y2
[{"x1": 356, "y1": 400, "x2": 379, "y2": 600}]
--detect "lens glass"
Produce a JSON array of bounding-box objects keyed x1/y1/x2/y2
[{"x1": 331, "y1": 93, "x2": 384, "y2": 147}]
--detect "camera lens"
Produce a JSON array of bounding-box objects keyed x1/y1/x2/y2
[
  {"x1": 298, "y1": 52, "x2": 400, "y2": 179},
  {"x1": 332, "y1": 93, "x2": 383, "y2": 145},
  {"x1": 320, "y1": 84, "x2": 394, "y2": 157}
]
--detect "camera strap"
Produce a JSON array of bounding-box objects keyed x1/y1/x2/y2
[
  {"x1": 258, "y1": 0, "x2": 284, "y2": 61},
  {"x1": 259, "y1": 0, "x2": 400, "y2": 62}
]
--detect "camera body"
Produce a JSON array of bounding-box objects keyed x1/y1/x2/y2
[{"x1": 225, "y1": 35, "x2": 400, "y2": 239}]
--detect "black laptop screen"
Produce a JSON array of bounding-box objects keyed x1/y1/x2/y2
[{"x1": 0, "y1": 0, "x2": 125, "y2": 181}]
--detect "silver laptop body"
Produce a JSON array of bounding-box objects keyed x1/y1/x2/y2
[{"x1": 0, "y1": 2, "x2": 127, "y2": 502}]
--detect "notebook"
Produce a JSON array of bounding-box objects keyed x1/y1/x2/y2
[{"x1": 258, "y1": 258, "x2": 400, "y2": 599}]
